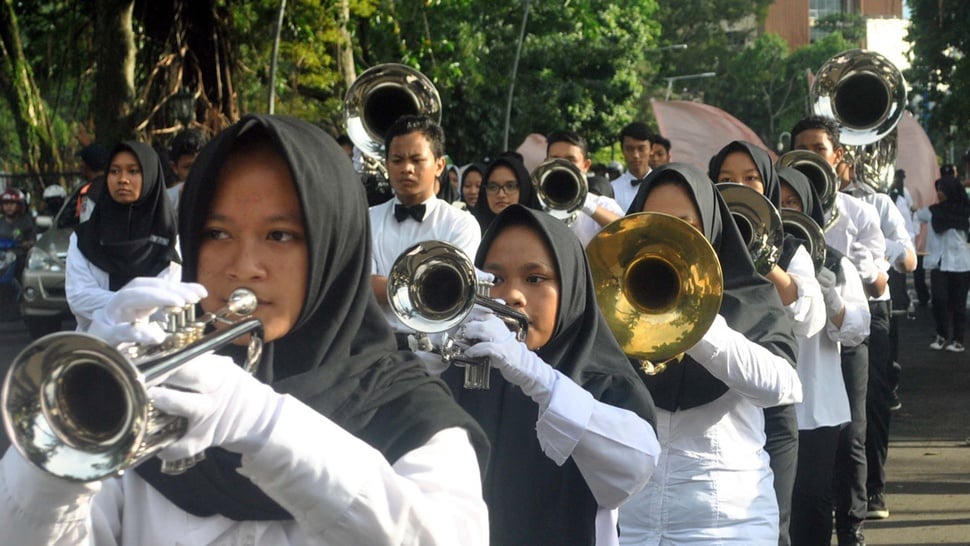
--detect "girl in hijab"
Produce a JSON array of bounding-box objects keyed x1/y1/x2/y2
[
  {"x1": 778, "y1": 166, "x2": 870, "y2": 546},
  {"x1": 436, "y1": 163, "x2": 460, "y2": 203},
  {"x1": 617, "y1": 163, "x2": 802, "y2": 545},
  {"x1": 710, "y1": 140, "x2": 826, "y2": 546},
  {"x1": 66, "y1": 141, "x2": 181, "y2": 332},
  {"x1": 1, "y1": 115, "x2": 490, "y2": 545},
  {"x1": 459, "y1": 163, "x2": 485, "y2": 210},
  {"x1": 915, "y1": 174, "x2": 970, "y2": 352},
  {"x1": 471, "y1": 152, "x2": 541, "y2": 232},
  {"x1": 438, "y1": 204, "x2": 660, "y2": 546}
]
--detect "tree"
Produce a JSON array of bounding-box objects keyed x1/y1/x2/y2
[{"x1": 906, "y1": 0, "x2": 970, "y2": 156}]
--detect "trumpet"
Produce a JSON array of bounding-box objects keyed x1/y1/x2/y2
[
  {"x1": 781, "y1": 208, "x2": 827, "y2": 274},
  {"x1": 531, "y1": 158, "x2": 588, "y2": 226},
  {"x1": 2, "y1": 289, "x2": 263, "y2": 483},
  {"x1": 587, "y1": 213, "x2": 723, "y2": 375},
  {"x1": 387, "y1": 241, "x2": 528, "y2": 389},
  {"x1": 716, "y1": 183, "x2": 784, "y2": 275},
  {"x1": 777, "y1": 150, "x2": 841, "y2": 231}
]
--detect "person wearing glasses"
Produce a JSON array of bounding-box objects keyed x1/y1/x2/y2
[{"x1": 470, "y1": 152, "x2": 542, "y2": 233}]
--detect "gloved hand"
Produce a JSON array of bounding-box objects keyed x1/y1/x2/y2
[
  {"x1": 817, "y1": 266, "x2": 844, "y2": 318},
  {"x1": 581, "y1": 193, "x2": 599, "y2": 216},
  {"x1": 461, "y1": 311, "x2": 559, "y2": 408},
  {"x1": 149, "y1": 353, "x2": 284, "y2": 460},
  {"x1": 849, "y1": 241, "x2": 881, "y2": 284},
  {"x1": 89, "y1": 278, "x2": 207, "y2": 345},
  {"x1": 475, "y1": 268, "x2": 495, "y2": 286},
  {"x1": 884, "y1": 239, "x2": 908, "y2": 267}
]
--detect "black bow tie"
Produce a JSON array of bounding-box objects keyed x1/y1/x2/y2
[
  {"x1": 631, "y1": 176, "x2": 646, "y2": 187},
  {"x1": 394, "y1": 203, "x2": 426, "y2": 222}
]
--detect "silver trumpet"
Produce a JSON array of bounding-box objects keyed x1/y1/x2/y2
[
  {"x1": 716, "y1": 183, "x2": 784, "y2": 275},
  {"x1": 531, "y1": 158, "x2": 588, "y2": 226},
  {"x1": 2, "y1": 288, "x2": 263, "y2": 482},
  {"x1": 387, "y1": 241, "x2": 528, "y2": 389}
]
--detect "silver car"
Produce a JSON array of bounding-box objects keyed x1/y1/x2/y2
[{"x1": 20, "y1": 185, "x2": 81, "y2": 338}]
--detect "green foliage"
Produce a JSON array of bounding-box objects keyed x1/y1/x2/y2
[{"x1": 906, "y1": 0, "x2": 970, "y2": 155}]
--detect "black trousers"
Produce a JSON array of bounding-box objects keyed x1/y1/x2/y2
[
  {"x1": 865, "y1": 301, "x2": 892, "y2": 497},
  {"x1": 914, "y1": 255, "x2": 930, "y2": 305},
  {"x1": 791, "y1": 426, "x2": 841, "y2": 546},
  {"x1": 765, "y1": 403, "x2": 798, "y2": 546},
  {"x1": 930, "y1": 269, "x2": 970, "y2": 343},
  {"x1": 833, "y1": 340, "x2": 869, "y2": 529}
]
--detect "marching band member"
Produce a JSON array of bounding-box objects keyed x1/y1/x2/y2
[{"x1": 470, "y1": 152, "x2": 541, "y2": 233}]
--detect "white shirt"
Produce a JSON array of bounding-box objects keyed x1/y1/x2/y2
[
  {"x1": 611, "y1": 170, "x2": 649, "y2": 213},
  {"x1": 65, "y1": 232, "x2": 181, "y2": 332},
  {"x1": 369, "y1": 196, "x2": 481, "y2": 332},
  {"x1": 851, "y1": 186, "x2": 916, "y2": 301},
  {"x1": 914, "y1": 207, "x2": 970, "y2": 272},
  {"x1": 893, "y1": 188, "x2": 916, "y2": 240},
  {"x1": 618, "y1": 315, "x2": 802, "y2": 545},
  {"x1": 0, "y1": 395, "x2": 487, "y2": 546},
  {"x1": 783, "y1": 245, "x2": 826, "y2": 340},
  {"x1": 824, "y1": 192, "x2": 888, "y2": 289},
  {"x1": 795, "y1": 256, "x2": 870, "y2": 430},
  {"x1": 572, "y1": 194, "x2": 624, "y2": 248}
]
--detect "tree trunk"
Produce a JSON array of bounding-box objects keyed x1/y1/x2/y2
[
  {"x1": 183, "y1": 0, "x2": 238, "y2": 129},
  {"x1": 94, "y1": 0, "x2": 136, "y2": 146},
  {"x1": 0, "y1": 0, "x2": 63, "y2": 184},
  {"x1": 338, "y1": 0, "x2": 356, "y2": 88}
]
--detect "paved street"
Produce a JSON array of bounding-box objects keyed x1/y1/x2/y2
[{"x1": 0, "y1": 302, "x2": 968, "y2": 544}]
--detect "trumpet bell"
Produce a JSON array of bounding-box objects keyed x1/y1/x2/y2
[
  {"x1": 344, "y1": 63, "x2": 442, "y2": 159},
  {"x1": 531, "y1": 158, "x2": 588, "y2": 224},
  {"x1": 811, "y1": 49, "x2": 906, "y2": 146},
  {"x1": 777, "y1": 150, "x2": 840, "y2": 231},
  {"x1": 781, "y1": 209, "x2": 827, "y2": 273},
  {"x1": 587, "y1": 213, "x2": 722, "y2": 369},
  {"x1": 716, "y1": 183, "x2": 784, "y2": 275},
  {"x1": 387, "y1": 241, "x2": 479, "y2": 333}
]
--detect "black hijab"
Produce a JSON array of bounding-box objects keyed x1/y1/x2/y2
[
  {"x1": 136, "y1": 114, "x2": 488, "y2": 521},
  {"x1": 626, "y1": 163, "x2": 796, "y2": 411},
  {"x1": 459, "y1": 163, "x2": 485, "y2": 205},
  {"x1": 437, "y1": 164, "x2": 459, "y2": 203},
  {"x1": 930, "y1": 175, "x2": 970, "y2": 234},
  {"x1": 778, "y1": 165, "x2": 845, "y2": 274},
  {"x1": 442, "y1": 205, "x2": 656, "y2": 546},
  {"x1": 471, "y1": 153, "x2": 541, "y2": 232},
  {"x1": 75, "y1": 141, "x2": 178, "y2": 291},
  {"x1": 708, "y1": 140, "x2": 804, "y2": 271}
]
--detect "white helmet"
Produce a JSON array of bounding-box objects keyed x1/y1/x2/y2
[{"x1": 43, "y1": 185, "x2": 68, "y2": 199}]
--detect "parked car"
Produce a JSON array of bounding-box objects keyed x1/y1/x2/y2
[{"x1": 20, "y1": 184, "x2": 81, "y2": 338}]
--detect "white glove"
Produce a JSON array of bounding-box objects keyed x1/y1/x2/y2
[
  {"x1": 475, "y1": 268, "x2": 495, "y2": 286},
  {"x1": 461, "y1": 311, "x2": 559, "y2": 407},
  {"x1": 581, "y1": 193, "x2": 599, "y2": 216},
  {"x1": 89, "y1": 278, "x2": 207, "y2": 345},
  {"x1": 849, "y1": 241, "x2": 880, "y2": 284},
  {"x1": 884, "y1": 239, "x2": 908, "y2": 266},
  {"x1": 149, "y1": 354, "x2": 284, "y2": 460},
  {"x1": 817, "y1": 266, "x2": 844, "y2": 318}
]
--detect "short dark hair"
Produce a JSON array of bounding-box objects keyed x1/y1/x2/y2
[
  {"x1": 170, "y1": 129, "x2": 208, "y2": 162},
  {"x1": 384, "y1": 115, "x2": 446, "y2": 159},
  {"x1": 619, "y1": 122, "x2": 653, "y2": 144},
  {"x1": 652, "y1": 135, "x2": 671, "y2": 151},
  {"x1": 336, "y1": 134, "x2": 353, "y2": 147},
  {"x1": 791, "y1": 115, "x2": 841, "y2": 150},
  {"x1": 941, "y1": 163, "x2": 958, "y2": 177},
  {"x1": 546, "y1": 130, "x2": 589, "y2": 158}
]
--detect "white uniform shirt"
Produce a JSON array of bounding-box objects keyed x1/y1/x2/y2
[
  {"x1": 572, "y1": 194, "x2": 624, "y2": 247},
  {"x1": 0, "y1": 396, "x2": 487, "y2": 545},
  {"x1": 851, "y1": 187, "x2": 916, "y2": 302},
  {"x1": 824, "y1": 193, "x2": 888, "y2": 290},
  {"x1": 914, "y1": 207, "x2": 970, "y2": 272},
  {"x1": 618, "y1": 315, "x2": 803, "y2": 545},
  {"x1": 611, "y1": 170, "x2": 650, "y2": 213},
  {"x1": 369, "y1": 196, "x2": 481, "y2": 332},
  {"x1": 795, "y1": 256, "x2": 870, "y2": 430},
  {"x1": 65, "y1": 232, "x2": 181, "y2": 332}
]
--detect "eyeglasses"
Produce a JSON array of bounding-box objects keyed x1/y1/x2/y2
[{"x1": 485, "y1": 182, "x2": 520, "y2": 195}]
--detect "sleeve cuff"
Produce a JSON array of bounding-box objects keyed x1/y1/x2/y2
[{"x1": 536, "y1": 373, "x2": 596, "y2": 466}]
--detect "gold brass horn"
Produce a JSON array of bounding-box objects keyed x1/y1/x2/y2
[
  {"x1": 777, "y1": 150, "x2": 841, "y2": 231},
  {"x1": 344, "y1": 63, "x2": 442, "y2": 160},
  {"x1": 2, "y1": 288, "x2": 263, "y2": 482},
  {"x1": 810, "y1": 49, "x2": 907, "y2": 147},
  {"x1": 531, "y1": 158, "x2": 588, "y2": 226},
  {"x1": 781, "y1": 209, "x2": 827, "y2": 274},
  {"x1": 587, "y1": 213, "x2": 723, "y2": 375},
  {"x1": 716, "y1": 183, "x2": 784, "y2": 275},
  {"x1": 387, "y1": 240, "x2": 528, "y2": 389}
]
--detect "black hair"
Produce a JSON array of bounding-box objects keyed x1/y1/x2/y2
[
  {"x1": 170, "y1": 129, "x2": 208, "y2": 162},
  {"x1": 383, "y1": 115, "x2": 446, "y2": 159},
  {"x1": 652, "y1": 135, "x2": 671, "y2": 151},
  {"x1": 336, "y1": 134, "x2": 353, "y2": 147},
  {"x1": 936, "y1": 175, "x2": 970, "y2": 206},
  {"x1": 619, "y1": 122, "x2": 653, "y2": 143},
  {"x1": 941, "y1": 164, "x2": 958, "y2": 177},
  {"x1": 791, "y1": 115, "x2": 841, "y2": 150},
  {"x1": 546, "y1": 130, "x2": 589, "y2": 158}
]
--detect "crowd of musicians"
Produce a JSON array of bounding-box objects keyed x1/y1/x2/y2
[{"x1": 2, "y1": 49, "x2": 969, "y2": 546}]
